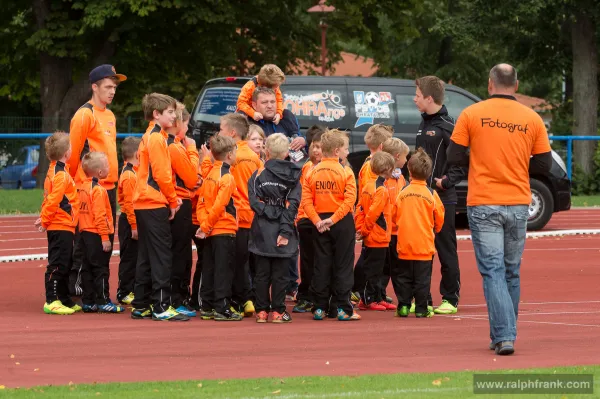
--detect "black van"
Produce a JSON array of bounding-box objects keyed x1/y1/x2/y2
[{"x1": 189, "y1": 76, "x2": 571, "y2": 230}]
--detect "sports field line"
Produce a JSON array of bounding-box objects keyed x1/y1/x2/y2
[
  {"x1": 454, "y1": 311, "x2": 600, "y2": 317},
  {"x1": 233, "y1": 387, "x2": 464, "y2": 399},
  {"x1": 451, "y1": 315, "x2": 600, "y2": 328},
  {"x1": 460, "y1": 300, "x2": 600, "y2": 308}
]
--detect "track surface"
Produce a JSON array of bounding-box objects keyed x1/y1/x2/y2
[{"x1": 0, "y1": 211, "x2": 599, "y2": 388}]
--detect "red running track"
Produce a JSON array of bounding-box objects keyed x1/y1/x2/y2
[{"x1": 0, "y1": 234, "x2": 599, "y2": 388}]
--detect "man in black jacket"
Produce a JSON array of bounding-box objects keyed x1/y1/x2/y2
[{"x1": 414, "y1": 76, "x2": 465, "y2": 314}]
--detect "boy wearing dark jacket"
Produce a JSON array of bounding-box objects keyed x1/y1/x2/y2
[{"x1": 248, "y1": 133, "x2": 302, "y2": 323}]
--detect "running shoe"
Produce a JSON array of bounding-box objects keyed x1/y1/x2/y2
[{"x1": 43, "y1": 300, "x2": 75, "y2": 315}]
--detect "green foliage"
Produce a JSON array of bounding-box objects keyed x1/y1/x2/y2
[{"x1": 571, "y1": 142, "x2": 600, "y2": 195}]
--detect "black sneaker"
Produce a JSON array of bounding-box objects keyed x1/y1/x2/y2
[
  {"x1": 495, "y1": 341, "x2": 515, "y2": 355},
  {"x1": 151, "y1": 306, "x2": 190, "y2": 321},
  {"x1": 214, "y1": 308, "x2": 243, "y2": 321},
  {"x1": 199, "y1": 308, "x2": 216, "y2": 320},
  {"x1": 131, "y1": 308, "x2": 152, "y2": 319}
]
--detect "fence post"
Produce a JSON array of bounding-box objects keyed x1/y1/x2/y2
[{"x1": 566, "y1": 138, "x2": 573, "y2": 180}]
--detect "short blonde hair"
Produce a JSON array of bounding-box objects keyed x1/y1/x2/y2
[
  {"x1": 364, "y1": 124, "x2": 393, "y2": 150},
  {"x1": 257, "y1": 64, "x2": 285, "y2": 87},
  {"x1": 45, "y1": 131, "x2": 70, "y2": 161},
  {"x1": 408, "y1": 147, "x2": 433, "y2": 180},
  {"x1": 248, "y1": 124, "x2": 265, "y2": 140},
  {"x1": 221, "y1": 113, "x2": 250, "y2": 140},
  {"x1": 174, "y1": 102, "x2": 190, "y2": 124},
  {"x1": 370, "y1": 152, "x2": 395, "y2": 175},
  {"x1": 142, "y1": 93, "x2": 177, "y2": 121},
  {"x1": 265, "y1": 133, "x2": 289, "y2": 160},
  {"x1": 382, "y1": 138, "x2": 409, "y2": 157},
  {"x1": 321, "y1": 129, "x2": 348, "y2": 156},
  {"x1": 210, "y1": 135, "x2": 236, "y2": 161},
  {"x1": 82, "y1": 152, "x2": 108, "y2": 177},
  {"x1": 121, "y1": 136, "x2": 141, "y2": 161}
]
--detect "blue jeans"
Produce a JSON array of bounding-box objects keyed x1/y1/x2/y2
[{"x1": 467, "y1": 205, "x2": 528, "y2": 345}]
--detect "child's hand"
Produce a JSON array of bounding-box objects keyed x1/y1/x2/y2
[
  {"x1": 273, "y1": 114, "x2": 281, "y2": 124},
  {"x1": 253, "y1": 112, "x2": 263, "y2": 121},
  {"x1": 102, "y1": 240, "x2": 112, "y2": 252},
  {"x1": 34, "y1": 217, "x2": 41, "y2": 227},
  {"x1": 195, "y1": 228, "x2": 207, "y2": 239},
  {"x1": 132, "y1": 229, "x2": 138, "y2": 240},
  {"x1": 184, "y1": 137, "x2": 196, "y2": 147},
  {"x1": 317, "y1": 218, "x2": 333, "y2": 233},
  {"x1": 201, "y1": 144, "x2": 211, "y2": 160},
  {"x1": 276, "y1": 235, "x2": 288, "y2": 247},
  {"x1": 38, "y1": 226, "x2": 47, "y2": 233},
  {"x1": 434, "y1": 176, "x2": 446, "y2": 190}
]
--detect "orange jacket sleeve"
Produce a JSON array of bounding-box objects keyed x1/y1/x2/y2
[
  {"x1": 200, "y1": 174, "x2": 236, "y2": 233},
  {"x1": 236, "y1": 80, "x2": 257, "y2": 119},
  {"x1": 121, "y1": 174, "x2": 137, "y2": 230},
  {"x1": 354, "y1": 203, "x2": 365, "y2": 233},
  {"x1": 300, "y1": 173, "x2": 320, "y2": 226},
  {"x1": 331, "y1": 168, "x2": 356, "y2": 224},
  {"x1": 41, "y1": 172, "x2": 68, "y2": 229},
  {"x1": 200, "y1": 158, "x2": 213, "y2": 179},
  {"x1": 275, "y1": 87, "x2": 284, "y2": 118},
  {"x1": 92, "y1": 187, "x2": 111, "y2": 241},
  {"x1": 450, "y1": 110, "x2": 471, "y2": 147},
  {"x1": 169, "y1": 142, "x2": 200, "y2": 189},
  {"x1": 361, "y1": 187, "x2": 388, "y2": 237},
  {"x1": 433, "y1": 191, "x2": 445, "y2": 233},
  {"x1": 67, "y1": 109, "x2": 94, "y2": 178},
  {"x1": 196, "y1": 184, "x2": 207, "y2": 230},
  {"x1": 148, "y1": 133, "x2": 178, "y2": 208}
]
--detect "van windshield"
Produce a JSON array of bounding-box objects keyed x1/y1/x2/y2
[{"x1": 194, "y1": 86, "x2": 241, "y2": 123}]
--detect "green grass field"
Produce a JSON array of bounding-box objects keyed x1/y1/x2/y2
[
  {"x1": 0, "y1": 189, "x2": 597, "y2": 214},
  {"x1": 0, "y1": 366, "x2": 598, "y2": 398}
]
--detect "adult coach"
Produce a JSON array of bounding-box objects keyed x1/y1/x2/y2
[
  {"x1": 447, "y1": 64, "x2": 551, "y2": 355},
  {"x1": 67, "y1": 64, "x2": 127, "y2": 295},
  {"x1": 414, "y1": 76, "x2": 464, "y2": 315}
]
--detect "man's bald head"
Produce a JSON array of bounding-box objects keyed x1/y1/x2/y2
[{"x1": 489, "y1": 64, "x2": 518, "y2": 89}]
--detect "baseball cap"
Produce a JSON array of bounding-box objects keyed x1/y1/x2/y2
[{"x1": 89, "y1": 64, "x2": 127, "y2": 84}]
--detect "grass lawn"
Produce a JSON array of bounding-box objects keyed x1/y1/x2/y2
[
  {"x1": 0, "y1": 188, "x2": 43, "y2": 214},
  {"x1": 0, "y1": 366, "x2": 598, "y2": 398},
  {"x1": 571, "y1": 195, "x2": 600, "y2": 207}
]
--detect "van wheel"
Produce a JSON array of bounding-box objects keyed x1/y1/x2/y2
[{"x1": 528, "y1": 179, "x2": 554, "y2": 231}]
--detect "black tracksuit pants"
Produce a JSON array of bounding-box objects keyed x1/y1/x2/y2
[
  {"x1": 200, "y1": 234, "x2": 236, "y2": 314},
  {"x1": 352, "y1": 246, "x2": 366, "y2": 293},
  {"x1": 392, "y1": 258, "x2": 433, "y2": 314},
  {"x1": 190, "y1": 231, "x2": 204, "y2": 309},
  {"x1": 45, "y1": 230, "x2": 74, "y2": 304},
  {"x1": 232, "y1": 227, "x2": 252, "y2": 309},
  {"x1": 169, "y1": 199, "x2": 194, "y2": 308},
  {"x1": 309, "y1": 213, "x2": 355, "y2": 316},
  {"x1": 80, "y1": 231, "x2": 112, "y2": 306},
  {"x1": 361, "y1": 246, "x2": 387, "y2": 305},
  {"x1": 432, "y1": 203, "x2": 460, "y2": 307},
  {"x1": 117, "y1": 213, "x2": 137, "y2": 301},
  {"x1": 253, "y1": 254, "x2": 289, "y2": 314},
  {"x1": 296, "y1": 218, "x2": 316, "y2": 303},
  {"x1": 132, "y1": 208, "x2": 172, "y2": 313},
  {"x1": 382, "y1": 235, "x2": 399, "y2": 299}
]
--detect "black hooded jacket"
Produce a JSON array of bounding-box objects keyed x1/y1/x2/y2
[
  {"x1": 415, "y1": 105, "x2": 466, "y2": 204},
  {"x1": 248, "y1": 159, "x2": 302, "y2": 258}
]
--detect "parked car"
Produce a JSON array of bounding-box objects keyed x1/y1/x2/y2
[
  {"x1": 0, "y1": 145, "x2": 39, "y2": 189},
  {"x1": 189, "y1": 76, "x2": 571, "y2": 230}
]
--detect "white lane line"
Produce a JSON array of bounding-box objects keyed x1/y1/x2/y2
[{"x1": 460, "y1": 301, "x2": 600, "y2": 308}]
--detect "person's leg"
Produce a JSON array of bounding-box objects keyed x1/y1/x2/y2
[
  {"x1": 253, "y1": 254, "x2": 271, "y2": 314},
  {"x1": 169, "y1": 199, "x2": 192, "y2": 308},
  {"x1": 361, "y1": 247, "x2": 387, "y2": 306},
  {"x1": 69, "y1": 226, "x2": 84, "y2": 297},
  {"x1": 352, "y1": 247, "x2": 367, "y2": 295},
  {"x1": 380, "y1": 240, "x2": 393, "y2": 301},
  {"x1": 468, "y1": 205, "x2": 515, "y2": 347},
  {"x1": 117, "y1": 213, "x2": 137, "y2": 302},
  {"x1": 212, "y1": 235, "x2": 237, "y2": 317},
  {"x1": 232, "y1": 228, "x2": 251, "y2": 310},
  {"x1": 79, "y1": 232, "x2": 98, "y2": 309},
  {"x1": 286, "y1": 255, "x2": 299, "y2": 299},
  {"x1": 296, "y1": 220, "x2": 315, "y2": 304},
  {"x1": 310, "y1": 221, "x2": 334, "y2": 316},
  {"x1": 504, "y1": 205, "x2": 529, "y2": 326},
  {"x1": 392, "y1": 258, "x2": 413, "y2": 310},
  {"x1": 190, "y1": 231, "x2": 203, "y2": 310},
  {"x1": 143, "y1": 208, "x2": 174, "y2": 315},
  {"x1": 413, "y1": 260, "x2": 433, "y2": 316},
  {"x1": 435, "y1": 203, "x2": 461, "y2": 311},
  {"x1": 45, "y1": 231, "x2": 74, "y2": 305},
  {"x1": 132, "y1": 210, "x2": 152, "y2": 312},
  {"x1": 332, "y1": 214, "x2": 356, "y2": 317},
  {"x1": 106, "y1": 188, "x2": 117, "y2": 245},
  {"x1": 272, "y1": 257, "x2": 292, "y2": 322},
  {"x1": 200, "y1": 236, "x2": 215, "y2": 316}
]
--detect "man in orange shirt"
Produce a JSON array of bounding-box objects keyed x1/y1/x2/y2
[
  {"x1": 67, "y1": 64, "x2": 126, "y2": 297},
  {"x1": 448, "y1": 64, "x2": 552, "y2": 355}
]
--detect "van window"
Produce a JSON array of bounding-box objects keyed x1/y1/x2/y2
[
  {"x1": 445, "y1": 90, "x2": 476, "y2": 120},
  {"x1": 396, "y1": 94, "x2": 421, "y2": 126},
  {"x1": 282, "y1": 85, "x2": 349, "y2": 129},
  {"x1": 349, "y1": 88, "x2": 396, "y2": 129},
  {"x1": 194, "y1": 86, "x2": 241, "y2": 123}
]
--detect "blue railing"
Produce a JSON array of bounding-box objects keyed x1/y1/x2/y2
[
  {"x1": 550, "y1": 136, "x2": 600, "y2": 180},
  {"x1": 0, "y1": 133, "x2": 143, "y2": 139}
]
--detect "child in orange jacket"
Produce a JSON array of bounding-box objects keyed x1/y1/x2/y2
[
  {"x1": 116, "y1": 136, "x2": 141, "y2": 305},
  {"x1": 236, "y1": 64, "x2": 285, "y2": 124},
  {"x1": 195, "y1": 135, "x2": 240, "y2": 321},
  {"x1": 393, "y1": 148, "x2": 445, "y2": 318},
  {"x1": 78, "y1": 152, "x2": 123, "y2": 313},
  {"x1": 36, "y1": 132, "x2": 80, "y2": 315},
  {"x1": 354, "y1": 152, "x2": 396, "y2": 311}
]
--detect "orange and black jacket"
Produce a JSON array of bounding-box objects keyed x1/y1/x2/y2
[
  {"x1": 41, "y1": 161, "x2": 79, "y2": 232},
  {"x1": 358, "y1": 156, "x2": 378, "y2": 198},
  {"x1": 355, "y1": 176, "x2": 391, "y2": 248},
  {"x1": 394, "y1": 179, "x2": 445, "y2": 260},
  {"x1": 236, "y1": 77, "x2": 284, "y2": 119},
  {"x1": 301, "y1": 157, "x2": 357, "y2": 225},
  {"x1": 68, "y1": 101, "x2": 119, "y2": 190},
  {"x1": 197, "y1": 160, "x2": 238, "y2": 236},
  {"x1": 133, "y1": 122, "x2": 179, "y2": 210},
  {"x1": 168, "y1": 135, "x2": 200, "y2": 200},
  {"x1": 231, "y1": 141, "x2": 262, "y2": 229},
  {"x1": 386, "y1": 174, "x2": 407, "y2": 236},
  {"x1": 117, "y1": 162, "x2": 137, "y2": 230},
  {"x1": 296, "y1": 160, "x2": 315, "y2": 222},
  {"x1": 79, "y1": 176, "x2": 115, "y2": 241}
]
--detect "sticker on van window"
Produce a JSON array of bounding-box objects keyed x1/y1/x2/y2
[
  {"x1": 353, "y1": 91, "x2": 395, "y2": 127},
  {"x1": 283, "y1": 90, "x2": 346, "y2": 123}
]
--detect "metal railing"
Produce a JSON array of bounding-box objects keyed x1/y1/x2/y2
[{"x1": 550, "y1": 136, "x2": 600, "y2": 180}]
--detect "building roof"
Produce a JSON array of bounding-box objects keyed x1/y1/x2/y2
[
  {"x1": 292, "y1": 52, "x2": 377, "y2": 77},
  {"x1": 514, "y1": 93, "x2": 553, "y2": 112}
]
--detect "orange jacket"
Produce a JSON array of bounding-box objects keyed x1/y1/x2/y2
[
  {"x1": 236, "y1": 77, "x2": 284, "y2": 119},
  {"x1": 79, "y1": 177, "x2": 115, "y2": 241},
  {"x1": 68, "y1": 101, "x2": 119, "y2": 190},
  {"x1": 133, "y1": 122, "x2": 179, "y2": 210},
  {"x1": 301, "y1": 157, "x2": 356, "y2": 225},
  {"x1": 395, "y1": 179, "x2": 445, "y2": 260},
  {"x1": 197, "y1": 160, "x2": 238, "y2": 236},
  {"x1": 117, "y1": 162, "x2": 137, "y2": 230},
  {"x1": 296, "y1": 160, "x2": 314, "y2": 222},
  {"x1": 231, "y1": 141, "x2": 262, "y2": 228},
  {"x1": 41, "y1": 161, "x2": 79, "y2": 232},
  {"x1": 358, "y1": 156, "x2": 378, "y2": 198},
  {"x1": 168, "y1": 135, "x2": 200, "y2": 200},
  {"x1": 386, "y1": 174, "x2": 407, "y2": 236},
  {"x1": 355, "y1": 176, "x2": 391, "y2": 248}
]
